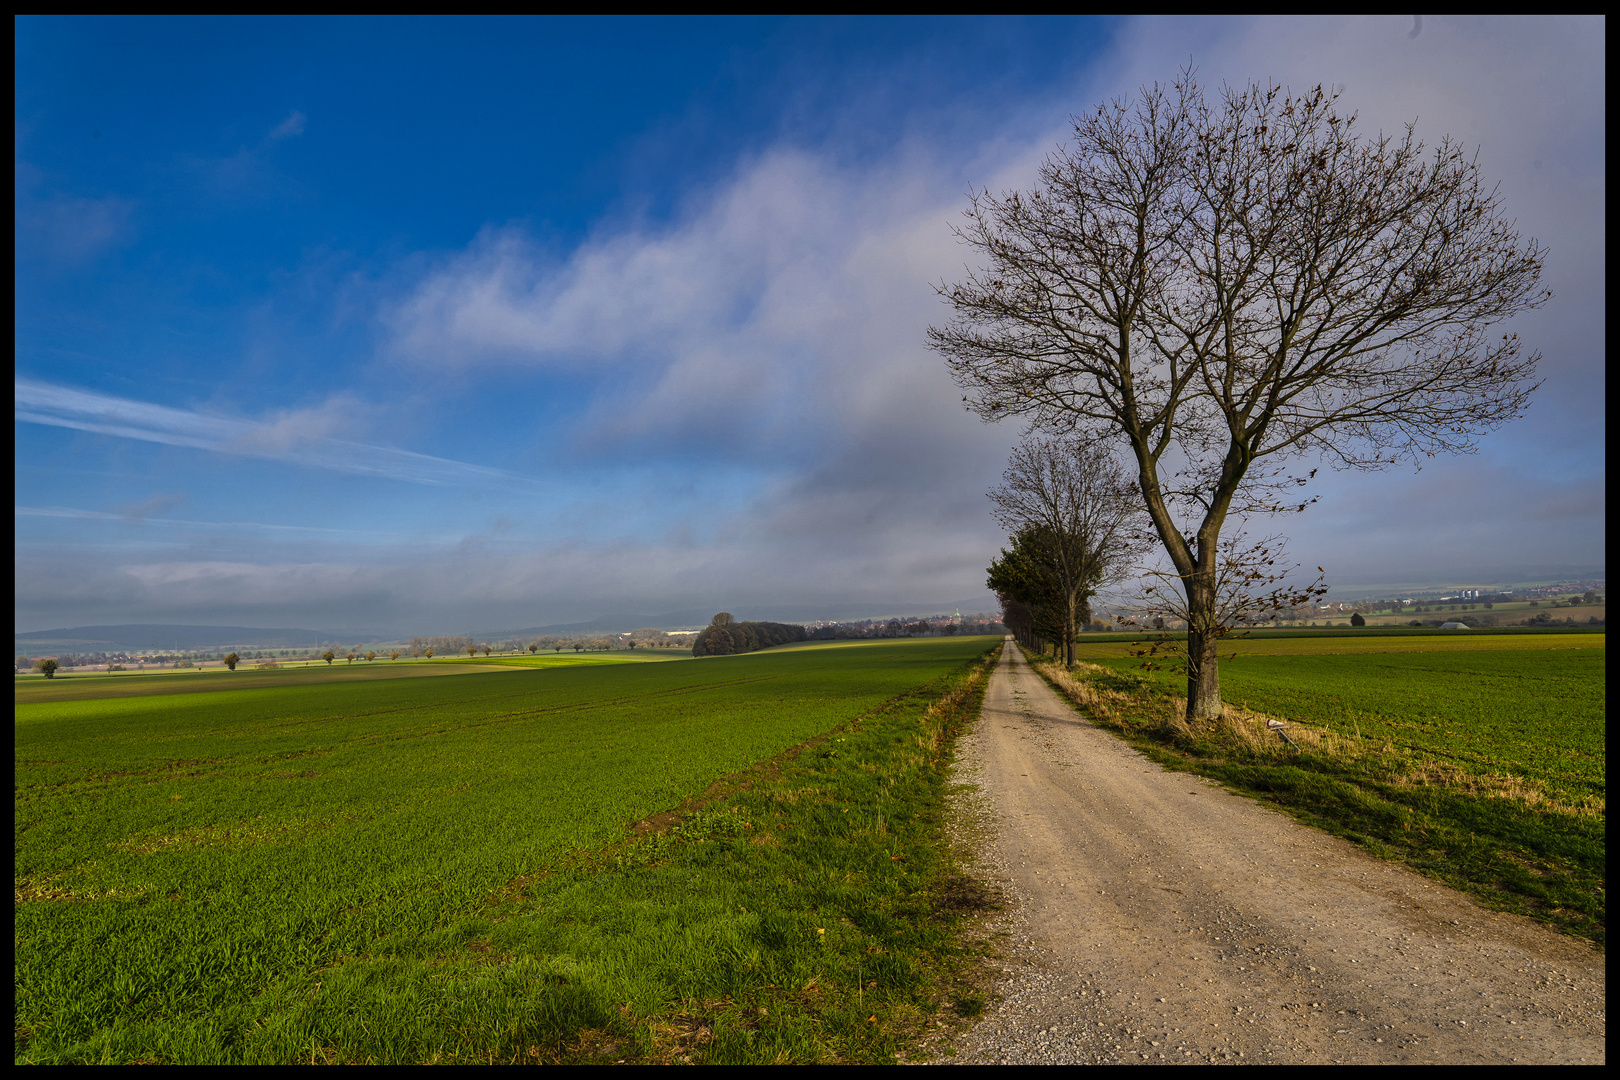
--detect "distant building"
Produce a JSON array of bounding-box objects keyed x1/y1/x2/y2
[{"x1": 1438, "y1": 621, "x2": 1471, "y2": 630}]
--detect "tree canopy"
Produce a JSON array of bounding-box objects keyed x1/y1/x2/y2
[
  {"x1": 933, "y1": 71, "x2": 1546, "y2": 719},
  {"x1": 691, "y1": 614, "x2": 807, "y2": 657}
]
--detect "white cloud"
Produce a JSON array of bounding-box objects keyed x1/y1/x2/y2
[
  {"x1": 268, "y1": 110, "x2": 307, "y2": 141},
  {"x1": 15, "y1": 505, "x2": 414, "y2": 541},
  {"x1": 14, "y1": 380, "x2": 548, "y2": 493},
  {"x1": 388, "y1": 146, "x2": 1032, "y2": 454},
  {"x1": 15, "y1": 194, "x2": 135, "y2": 265},
  {"x1": 14, "y1": 533, "x2": 1001, "y2": 635},
  {"x1": 113, "y1": 493, "x2": 187, "y2": 523}
]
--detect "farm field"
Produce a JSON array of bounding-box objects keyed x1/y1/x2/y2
[
  {"x1": 1031, "y1": 630, "x2": 1606, "y2": 942},
  {"x1": 1079, "y1": 637, "x2": 1604, "y2": 804},
  {"x1": 15, "y1": 636, "x2": 1001, "y2": 1064},
  {"x1": 440, "y1": 650, "x2": 687, "y2": 668},
  {"x1": 1353, "y1": 602, "x2": 1604, "y2": 627},
  {"x1": 14, "y1": 651, "x2": 680, "y2": 704},
  {"x1": 1072, "y1": 628, "x2": 1605, "y2": 658},
  {"x1": 1071, "y1": 625, "x2": 1600, "y2": 647}
]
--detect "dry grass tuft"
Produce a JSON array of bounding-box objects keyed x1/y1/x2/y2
[
  {"x1": 14, "y1": 870, "x2": 147, "y2": 904},
  {"x1": 1392, "y1": 760, "x2": 1604, "y2": 818},
  {"x1": 115, "y1": 817, "x2": 330, "y2": 855}
]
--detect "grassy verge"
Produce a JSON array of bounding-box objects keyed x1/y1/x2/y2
[
  {"x1": 1023, "y1": 651, "x2": 1605, "y2": 948},
  {"x1": 17, "y1": 644, "x2": 1003, "y2": 1065}
]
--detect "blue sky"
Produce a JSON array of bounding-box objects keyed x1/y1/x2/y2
[{"x1": 15, "y1": 16, "x2": 1606, "y2": 634}]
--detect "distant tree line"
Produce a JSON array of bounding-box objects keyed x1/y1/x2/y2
[
  {"x1": 691, "y1": 614, "x2": 808, "y2": 657},
  {"x1": 805, "y1": 615, "x2": 1005, "y2": 641},
  {"x1": 14, "y1": 651, "x2": 224, "y2": 671},
  {"x1": 409, "y1": 635, "x2": 478, "y2": 654}
]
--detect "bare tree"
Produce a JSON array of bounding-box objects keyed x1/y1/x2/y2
[
  {"x1": 987, "y1": 436, "x2": 1147, "y2": 666},
  {"x1": 931, "y1": 72, "x2": 1546, "y2": 720}
]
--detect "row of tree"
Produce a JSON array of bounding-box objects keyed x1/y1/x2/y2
[
  {"x1": 408, "y1": 635, "x2": 477, "y2": 653},
  {"x1": 932, "y1": 70, "x2": 1544, "y2": 719},
  {"x1": 691, "y1": 613, "x2": 808, "y2": 657},
  {"x1": 14, "y1": 652, "x2": 201, "y2": 669},
  {"x1": 985, "y1": 437, "x2": 1146, "y2": 665},
  {"x1": 804, "y1": 617, "x2": 1004, "y2": 640}
]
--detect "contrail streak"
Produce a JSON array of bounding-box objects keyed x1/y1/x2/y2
[{"x1": 14, "y1": 380, "x2": 545, "y2": 492}]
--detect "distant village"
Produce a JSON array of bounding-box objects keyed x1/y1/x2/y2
[
  {"x1": 1084, "y1": 580, "x2": 1605, "y2": 633},
  {"x1": 15, "y1": 610, "x2": 1010, "y2": 673},
  {"x1": 15, "y1": 584, "x2": 1604, "y2": 675}
]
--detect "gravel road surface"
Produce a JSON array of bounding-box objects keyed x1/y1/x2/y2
[{"x1": 921, "y1": 640, "x2": 1604, "y2": 1065}]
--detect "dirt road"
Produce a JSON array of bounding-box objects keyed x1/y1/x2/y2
[{"x1": 927, "y1": 640, "x2": 1604, "y2": 1065}]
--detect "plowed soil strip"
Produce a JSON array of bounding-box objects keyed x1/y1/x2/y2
[{"x1": 934, "y1": 641, "x2": 1603, "y2": 1065}]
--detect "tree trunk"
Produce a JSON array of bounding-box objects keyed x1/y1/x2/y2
[
  {"x1": 1184, "y1": 570, "x2": 1222, "y2": 720},
  {"x1": 1064, "y1": 589, "x2": 1078, "y2": 667}
]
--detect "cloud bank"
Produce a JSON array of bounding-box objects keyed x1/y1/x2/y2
[{"x1": 15, "y1": 17, "x2": 1603, "y2": 633}]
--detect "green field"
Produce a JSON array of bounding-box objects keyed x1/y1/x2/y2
[
  {"x1": 438, "y1": 650, "x2": 685, "y2": 668},
  {"x1": 1203, "y1": 649, "x2": 1600, "y2": 805},
  {"x1": 1073, "y1": 634, "x2": 1605, "y2": 805},
  {"x1": 15, "y1": 637, "x2": 1001, "y2": 1064},
  {"x1": 1030, "y1": 631, "x2": 1607, "y2": 943},
  {"x1": 14, "y1": 650, "x2": 683, "y2": 703}
]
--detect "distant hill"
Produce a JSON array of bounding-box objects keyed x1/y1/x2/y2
[
  {"x1": 472, "y1": 611, "x2": 730, "y2": 638},
  {"x1": 13, "y1": 624, "x2": 355, "y2": 651},
  {"x1": 472, "y1": 599, "x2": 1002, "y2": 640},
  {"x1": 1325, "y1": 565, "x2": 1605, "y2": 602}
]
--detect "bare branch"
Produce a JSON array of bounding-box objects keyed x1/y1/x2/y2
[{"x1": 931, "y1": 67, "x2": 1545, "y2": 720}]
